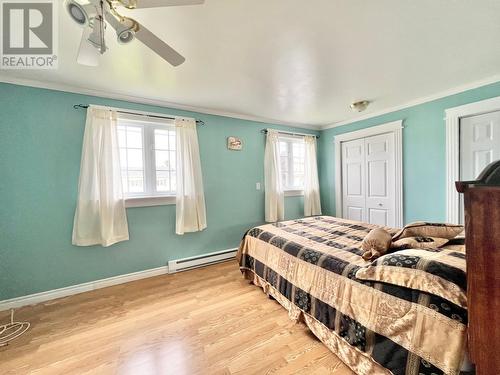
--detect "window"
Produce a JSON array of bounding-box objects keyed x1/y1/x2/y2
[
  {"x1": 279, "y1": 136, "x2": 305, "y2": 193},
  {"x1": 117, "y1": 116, "x2": 176, "y2": 206}
]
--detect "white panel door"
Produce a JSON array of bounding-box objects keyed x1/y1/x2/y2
[
  {"x1": 341, "y1": 133, "x2": 396, "y2": 226},
  {"x1": 342, "y1": 139, "x2": 366, "y2": 222},
  {"x1": 364, "y1": 133, "x2": 395, "y2": 226},
  {"x1": 460, "y1": 111, "x2": 500, "y2": 179},
  {"x1": 459, "y1": 110, "x2": 500, "y2": 222}
]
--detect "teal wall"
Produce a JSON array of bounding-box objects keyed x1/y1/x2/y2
[
  {"x1": 0, "y1": 83, "x2": 317, "y2": 300},
  {"x1": 318, "y1": 81, "x2": 500, "y2": 223},
  {"x1": 3, "y1": 80, "x2": 500, "y2": 300}
]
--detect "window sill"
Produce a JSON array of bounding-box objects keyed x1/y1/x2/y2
[
  {"x1": 125, "y1": 196, "x2": 176, "y2": 208},
  {"x1": 284, "y1": 190, "x2": 304, "y2": 197}
]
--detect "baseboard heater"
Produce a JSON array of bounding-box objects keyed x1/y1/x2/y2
[{"x1": 168, "y1": 248, "x2": 237, "y2": 273}]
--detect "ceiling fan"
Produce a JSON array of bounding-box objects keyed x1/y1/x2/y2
[{"x1": 64, "y1": 0, "x2": 205, "y2": 67}]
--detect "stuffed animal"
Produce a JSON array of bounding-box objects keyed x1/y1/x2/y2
[{"x1": 361, "y1": 228, "x2": 392, "y2": 261}]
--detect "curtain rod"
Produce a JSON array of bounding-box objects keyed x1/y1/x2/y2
[
  {"x1": 73, "y1": 104, "x2": 205, "y2": 126},
  {"x1": 260, "y1": 128, "x2": 320, "y2": 139}
]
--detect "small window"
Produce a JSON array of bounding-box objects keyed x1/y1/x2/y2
[
  {"x1": 279, "y1": 136, "x2": 305, "y2": 192},
  {"x1": 117, "y1": 116, "x2": 176, "y2": 203}
]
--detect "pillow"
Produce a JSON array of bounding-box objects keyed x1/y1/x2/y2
[
  {"x1": 392, "y1": 222, "x2": 463, "y2": 240},
  {"x1": 355, "y1": 249, "x2": 467, "y2": 308},
  {"x1": 391, "y1": 236, "x2": 449, "y2": 250},
  {"x1": 361, "y1": 228, "x2": 392, "y2": 261},
  {"x1": 441, "y1": 237, "x2": 466, "y2": 252}
]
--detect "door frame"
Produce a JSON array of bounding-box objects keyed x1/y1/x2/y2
[
  {"x1": 334, "y1": 120, "x2": 404, "y2": 227},
  {"x1": 445, "y1": 96, "x2": 500, "y2": 223}
]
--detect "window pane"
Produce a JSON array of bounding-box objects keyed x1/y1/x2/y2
[
  {"x1": 280, "y1": 156, "x2": 288, "y2": 172},
  {"x1": 169, "y1": 133, "x2": 176, "y2": 150},
  {"x1": 290, "y1": 141, "x2": 305, "y2": 189},
  {"x1": 118, "y1": 128, "x2": 126, "y2": 146},
  {"x1": 155, "y1": 150, "x2": 171, "y2": 170},
  {"x1": 279, "y1": 141, "x2": 288, "y2": 157},
  {"x1": 117, "y1": 119, "x2": 176, "y2": 197},
  {"x1": 156, "y1": 171, "x2": 170, "y2": 192},
  {"x1": 293, "y1": 142, "x2": 304, "y2": 157},
  {"x1": 126, "y1": 127, "x2": 143, "y2": 148},
  {"x1": 293, "y1": 174, "x2": 304, "y2": 188},
  {"x1": 294, "y1": 160, "x2": 304, "y2": 173},
  {"x1": 281, "y1": 173, "x2": 289, "y2": 189},
  {"x1": 155, "y1": 129, "x2": 169, "y2": 150},
  {"x1": 128, "y1": 170, "x2": 144, "y2": 193},
  {"x1": 170, "y1": 172, "x2": 176, "y2": 191},
  {"x1": 169, "y1": 151, "x2": 176, "y2": 170},
  {"x1": 127, "y1": 149, "x2": 143, "y2": 169}
]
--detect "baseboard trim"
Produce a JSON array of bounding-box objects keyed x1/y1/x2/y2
[
  {"x1": 0, "y1": 248, "x2": 237, "y2": 312},
  {"x1": 0, "y1": 266, "x2": 168, "y2": 312}
]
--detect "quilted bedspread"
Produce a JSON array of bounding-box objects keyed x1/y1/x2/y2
[{"x1": 237, "y1": 216, "x2": 467, "y2": 375}]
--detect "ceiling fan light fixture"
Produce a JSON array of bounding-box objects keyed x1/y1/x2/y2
[
  {"x1": 68, "y1": 0, "x2": 200, "y2": 67},
  {"x1": 118, "y1": 29, "x2": 135, "y2": 44},
  {"x1": 115, "y1": 19, "x2": 138, "y2": 44},
  {"x1": 77, "y1": 25, "x2": 101, "y2": 66},
  {"x1": 350, "y1": 100, "x2": 370, "y2": 112},
  {"x1": 65, "y1": 0, "x2": 89, "y2": 26}
]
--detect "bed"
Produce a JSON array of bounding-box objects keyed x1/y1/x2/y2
[{"x1": 237, "y1": 216, "x2": 467, "y2": 375}]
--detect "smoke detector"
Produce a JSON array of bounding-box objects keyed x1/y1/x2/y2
[{"x1": 350, "y1": 100, "x2": 370, "y2": 112}]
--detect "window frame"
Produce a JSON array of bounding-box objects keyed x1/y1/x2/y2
[
  {"x1": 117, "y1": 115, "x2": 177, "y2": 208},
  {"x1": 278, "y1": 135, "x2": 305, "y2": 196}
]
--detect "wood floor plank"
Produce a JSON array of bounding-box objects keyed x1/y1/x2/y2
[{"x1": 0, "y1": 261, "x2": 354, "y2": 374}]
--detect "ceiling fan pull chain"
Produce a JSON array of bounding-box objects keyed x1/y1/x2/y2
[{"x1": 99, "y1": 1, "x2": 105, "y2": 53}]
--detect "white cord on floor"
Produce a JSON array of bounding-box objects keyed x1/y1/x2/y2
[{"x1": 0, "y1": 309, "x2": 30, "y2": 347}]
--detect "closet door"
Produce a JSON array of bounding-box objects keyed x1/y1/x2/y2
[
  {"x1": 341, "y1": 133, "x2": 396, "y2": 226},
  {"x1": 364, "y1": 133, "x2": 395, "y2": 226},
  {"x1": 459, "y1": 110, "x2": 500, "y2": 223},
  {"x1": 460, "y1": 111, "x2": 500, "y2": 180},
  {"x1": 342, "y1": 139, "x2": 366, "y2": 222}
]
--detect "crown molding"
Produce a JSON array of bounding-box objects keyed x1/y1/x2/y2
[
  {"x1": 0, "y1": 75, "x2": 321, "y2": 131},
  {"x1": 3, "y1": 73, "x2": 499, "y2": 132},
  {"x1": 320, "y1": 74, "x2": 500, "y2": 130}
]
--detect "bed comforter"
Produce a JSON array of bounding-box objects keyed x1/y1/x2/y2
[{"x1": 237, "y1": 216, "x2": 467, "y2": 375}]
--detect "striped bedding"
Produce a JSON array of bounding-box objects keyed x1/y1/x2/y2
[{"x1": 237, "y1": 216, "x2": 467, "y2": 375}]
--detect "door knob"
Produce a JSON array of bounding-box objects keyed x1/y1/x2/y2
[{"x1": 378, "y1": 203, "x2": 383, "y2": 207}]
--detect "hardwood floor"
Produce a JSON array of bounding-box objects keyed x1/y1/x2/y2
[{"x1": 0, "y1": 261, "x2": 353, "y2": 375}]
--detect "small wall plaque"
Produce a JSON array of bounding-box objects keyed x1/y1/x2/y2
[{"x1": 227, "y1": 136, "x2": 242, "y2": 151}]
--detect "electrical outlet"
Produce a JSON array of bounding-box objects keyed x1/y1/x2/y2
[{"x1": 256, "y1": 182, "x2": 261, "y2": 190}]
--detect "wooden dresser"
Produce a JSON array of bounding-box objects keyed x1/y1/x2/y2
[{"x1": 456, "y1": 160, "x2": 500, "y2": 375}]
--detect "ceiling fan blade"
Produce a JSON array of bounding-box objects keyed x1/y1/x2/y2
[
  {"x1": 135, "y1": 23, "x2": 185, "y2": 66},
  {"x1": 77, "y1": 26, "x2": 100, "y2": 66},
  {"x1": 123, "y1": 0, "x2": 204, "y2": 9}
]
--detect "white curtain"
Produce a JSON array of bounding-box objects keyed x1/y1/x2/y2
[
  {"x1": 304, "y1": 135, "x2": 322, "y2": 216},
  {"x1": 175, "y1": 118, "x2": 207, "y2": 235},
  {"x1": 264, "y1": 129, "x2": 284, "y2": 222},
  {"x1": 72, "y1": 107, "x2": 129, "y2": 247}
]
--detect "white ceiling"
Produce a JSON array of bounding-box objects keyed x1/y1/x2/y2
[{"x1": 2, "y1": 0, "x2": 500, "y2": 129}]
